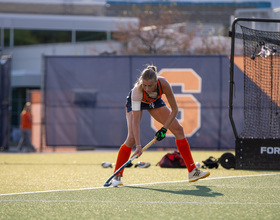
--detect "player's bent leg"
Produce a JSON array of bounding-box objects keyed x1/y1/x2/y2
[
  {"x1": 114, "y1": 144, "x2": 132, "y2": 177},
  {"x1": 113, "y1": 111, "x2": 135, "y2": 178},
  {"x1": 175, "y1": 137, "x2": 210, "y2": 182},
  {"x1": 148, "y1": 106, "x2": 185, "y2": 140},
  {"x1": 148, "y1": 106, "x2": 210, "y2": 182},
  {"x1": 176, "y1": 138, "x2": 196, "y2": 172}
]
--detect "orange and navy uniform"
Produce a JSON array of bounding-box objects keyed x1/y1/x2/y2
[
  {"x1": 126, "y1": 79, "x2": 166, "y2": 112},
  {"x1": 141, "y1": 80, "x2": 163, "y2": 103}
]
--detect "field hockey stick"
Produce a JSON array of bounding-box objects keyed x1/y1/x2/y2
[{"x1": 103, "y1": 137, "x2": 157, "y2": 187}]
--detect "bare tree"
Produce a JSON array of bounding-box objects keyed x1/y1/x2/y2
[
  {"x1": 113, "y1": 5, "x2": 196, "y2": 55},
  {"x1": 113, "y1": 5, "x2": 229, "y2": 55},
  {"x1": 192, "y1": 25, "x2": 229, "y2": 55},
  {"x1": 193, "y1": 36, "x2": 229, "y2": 55}
]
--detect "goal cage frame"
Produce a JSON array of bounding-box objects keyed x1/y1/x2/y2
[{"x1": 229, "y1": 17, "x2": 280, "y2": 170}]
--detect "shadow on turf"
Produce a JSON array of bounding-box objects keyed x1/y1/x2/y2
[{"x1": 126, "y1": 185, "x2": 223, "y2": 198}]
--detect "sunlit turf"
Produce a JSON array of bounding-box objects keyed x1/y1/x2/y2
[{"x1": 0, "y1": 150, "x2": 279, "y2": 219}]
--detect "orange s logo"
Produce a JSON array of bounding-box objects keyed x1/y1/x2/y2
[{"x1": 151, "y1": 68, "x2": 201, "y2": 137}]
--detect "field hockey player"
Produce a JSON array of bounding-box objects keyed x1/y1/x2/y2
[{"x1": 112, "y1": 65, "x2": 210, "y2": 186}]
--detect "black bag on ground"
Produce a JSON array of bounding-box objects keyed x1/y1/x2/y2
[
  {"x1": 157, "y1": 151, "x2": 186, "y2": 168},
  {"x1": 201, "y1": 153, "x2": 236, "y2": 169},
  {"x1": 202, "y1": 156, "x2": 219, "y2": 169}
]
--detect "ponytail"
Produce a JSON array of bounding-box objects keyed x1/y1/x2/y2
[{"x1": 135, "y1": 65, "x2": 158, "y2": 88}]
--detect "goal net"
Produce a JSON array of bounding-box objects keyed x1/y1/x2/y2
[
  {"x1": 241, "y1": 25, "x2": 280, "y2": 138},
  {"x1": 229, "y1": 18, "x2": 280, "y2": 170}
]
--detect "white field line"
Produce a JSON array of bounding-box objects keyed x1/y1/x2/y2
[
  {"x1": 0, "y1": 172, "x2": 280, "y2": 197},
  {"x1": 0, "y1": 199, "x2": 279, "y2": 206},
  {"x1": 129, "y1": 172, "x2": 280, "y2": 187}
]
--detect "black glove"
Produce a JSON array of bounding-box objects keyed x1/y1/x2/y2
[{"x1": 155, "y1": 127, "x2": 167, "y2": 141}]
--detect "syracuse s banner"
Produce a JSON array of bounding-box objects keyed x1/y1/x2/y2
[{"x1": 151, "y1": 68, "x2": 202, "y2": 137}]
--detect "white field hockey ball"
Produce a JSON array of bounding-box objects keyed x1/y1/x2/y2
[{"x1": 195, "y1": 162, "x2": 201, "y2": 168}]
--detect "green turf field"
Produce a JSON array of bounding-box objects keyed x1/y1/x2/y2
[{"x1": 0, "y1": 150, "x2": 279, "y2": 219}]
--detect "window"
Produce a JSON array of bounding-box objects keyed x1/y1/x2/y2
[{"x1": 76, "y1": 31, "x2": 107, "y2": 42}]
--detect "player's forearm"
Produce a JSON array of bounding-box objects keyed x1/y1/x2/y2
[
  {"x1": 132, "y1": 111, "x2": 141, "y2": 146},
  {"x1": 163, "y1": 106, "x2": 178, "y2": 130}
]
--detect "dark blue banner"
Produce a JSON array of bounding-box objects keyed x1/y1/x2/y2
[{"x1": 44, "y1": 55, "x2": 244, "y2": 149}]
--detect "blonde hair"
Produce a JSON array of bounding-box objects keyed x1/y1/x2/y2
[
  {"x1": 21, "y1": 102, "x2": 31, "y2": 114},
  {"x1": 135, "y1": 65, "x2": 158, "y2": 87}
]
